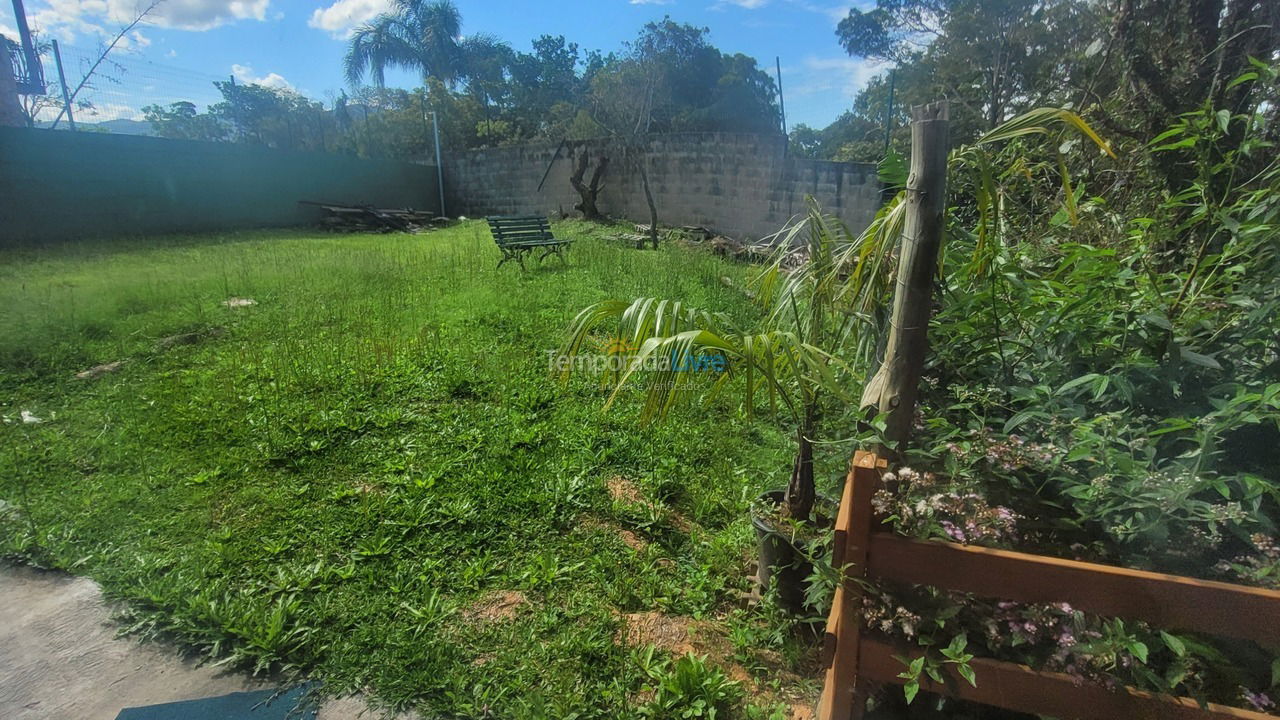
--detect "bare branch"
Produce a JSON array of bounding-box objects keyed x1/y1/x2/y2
[{"x1": 49, "y1": 0, "x2": 163, "y2": 130}]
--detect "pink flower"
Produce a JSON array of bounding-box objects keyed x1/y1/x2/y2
[{"x1": 1242, "y1": 689, "x2": 1274, "y2": 711}]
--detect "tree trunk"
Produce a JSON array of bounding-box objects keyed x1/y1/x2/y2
[
  {"x1": 860, "y1": 102, "x2": 950, "y2": 458},
  {"x1": 570, "y1": 148, "x2": 608, "y2": 220},
  {"x1": 637, "y1": 152, "x2": 659, "y2": 249},
  {"x1": 784, "y1": 406, "x2": 817, "y2": 520}
]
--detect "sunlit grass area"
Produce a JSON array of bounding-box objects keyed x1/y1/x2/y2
[{"x1": 0, "y1": 222, "x2": 824, "y2": 717}]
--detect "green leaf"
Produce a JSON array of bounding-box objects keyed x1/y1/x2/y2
[
  {"x1": 1225, "y1": 72, "x2": 1257, "y2": 91},
  {"x1": 1215, "y1": 109, "x2": 1231, "y2": 134},
  {"x1": 1160, "y1": 631, "x2": 1186, "y2": 657},
  {"x1": 903, "y1": 679, "x2": 919, "y2": 704},
  {"x1": 1153, "y1": 137, "x2": 1197, "y2": 152},
  {"x1": 1271, "y1": 657, "x2": 1280, "y2": 686},
  {"x1": 1127, "y1": 641, "x2": 1149, "y2": 664},
  {"x1": 1138, "y1": 312, "x2": 1172, "y2": 331},
  {"x1": 957, "y1": 663, "x2": 977, "y2": 688},
  {"x1": 1065, "y1": 444, "x2": 1093, "y2": 462},
  {"x1": 878, "y1": 147, "x2": 907, "y2": 188},
  {"x1": 1003, "y1": 409, "x2": 1046, "y2": 432},
  {"x1": 1057, "y1": 373, "x2": 1101, "y2": 396},
  {"x1": 1179, "y1": 347, "x2": 1223, "y2": 370}
]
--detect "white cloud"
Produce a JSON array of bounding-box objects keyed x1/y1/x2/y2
[
  {"x1": 308, "y1": 0, "x2": 392, "y2": 38},
  {"x1": 231, "y1": 62, "x2": 292, "y2": 90},
  {"x1": 24, "y1": 0, "x2": 272, "y2": 43},
  {"x1": 629, "y1": 0, "x2": 674, "y2": 5},
  {"x1": 783, "y1": 0, "x2": 866, "y2": 25},
  {"x1": 131, "y1": 0, "x2": 270, "y2": 31},
  {"x1": 789, "y1": 55, "x2": 885, "y2": 102},
  {"x1": 711, "y1": 0, "x2": 769, "y2": 8}
]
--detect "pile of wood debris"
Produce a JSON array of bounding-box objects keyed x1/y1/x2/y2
[
  {"x1": 693, "y1": 227, "x2": 795, "y2": 266},
  {"x1": 302, "y1": 201, "x2": 446, "y2": 233}
]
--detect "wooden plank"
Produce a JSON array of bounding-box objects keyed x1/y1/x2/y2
[
  {"x1": 817, "y1": 452, "x2": 883, "y2": 720},
  {"x1": 866, "y1": 534, "x2": 1280, "y2": 645},
  {"x1": 859, "y1": 636, "x2": 1277, "y2": 720},
  {"x1": 493, "y1": 226, "x2": 551, "y2": 233}
]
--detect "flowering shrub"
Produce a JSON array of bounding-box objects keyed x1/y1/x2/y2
[{"x1": 818, "y1": 95, "x2": 1280, "y2": 712}]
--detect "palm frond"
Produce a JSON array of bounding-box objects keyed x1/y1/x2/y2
[
  {"x1": 976, "y1": 107, "x2": 1116, "y2": 158},
  {"x1": 344, "y1": 15, "x2": 418, "y2": 87}
]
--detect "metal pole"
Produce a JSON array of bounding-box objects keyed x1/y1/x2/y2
[
  {"x1": 10, "y1": 0, "x2": 45, "y2": 93},
  {"x1": 884, "y1": 69, "x2": 896, "y2": 153},
  {"x1": 775, "y1": 56, "x2": 787, "y2": 138},
  {"x1": 51, "y1": 40, "x2": 74, "y2": 131},
  {"x1": 431, "y1": 110, "x2": 445, "y2": 218}
]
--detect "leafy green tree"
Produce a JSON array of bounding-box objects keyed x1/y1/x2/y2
[
  {"x1": 508, "y1": 35, "x2": 585, "y2": 140},
  {"x1": 837, "y1": 0, "x2": 1103, "y2": 139},
  {"x1": 619, "y1": 18, "x2": 781, "y2": 134},
  {"x1": 209, "y1": 81, "x2": 329, "y2": 151},
  {"x1": 142, "y1": 101, "x2": 227, "y2": 142}
]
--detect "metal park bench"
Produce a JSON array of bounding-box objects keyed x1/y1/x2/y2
[{"x1": 486, "y1": 215, "x2": 571, "y2": 269}]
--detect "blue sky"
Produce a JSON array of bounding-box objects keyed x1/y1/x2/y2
[{"x1": 1, "y1": 0, "x2": 883, "y2": 129}]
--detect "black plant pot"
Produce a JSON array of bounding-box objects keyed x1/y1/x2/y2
[{"x1": 751, "y1": 489, "x2": 833, "y2": 615}]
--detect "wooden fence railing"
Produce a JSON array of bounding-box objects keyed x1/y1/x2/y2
[{"x1": 818, "y1": 451, "x2": 1280, "y2": 720}]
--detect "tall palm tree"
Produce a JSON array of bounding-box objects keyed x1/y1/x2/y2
[
  {"x1": 343, "y1": 0, "x2": 466, "y2": 88},
  {"x1": 460, "y1": 33, "x2": 513, "y2": 136}
]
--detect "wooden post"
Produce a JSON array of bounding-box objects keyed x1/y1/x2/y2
[{"x1": 860, "y1": 102, "x2": 949, "y2": 455}]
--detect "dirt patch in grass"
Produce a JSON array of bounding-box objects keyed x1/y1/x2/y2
[
  {"x1": 618, "y1": 611, "x2": 700, "y2": 655},
  {"x1": 616, "y1": 610, "x2": 816, "y2": 718},
  {"x1": 606, "y1": 475, "x2": 645, "y2": 504},
  {"x1": 605, "y1": 477, "x2": 694, "y2": 533},
  {"x1": 464, "y1": 590, "x2": 529, "y2": 623},
  {"x1": 616, "y1": 528, "x2": 647, "y2": 552},
  {"x1": 618, "y1": 611, "x2": 752, "y2": 684},
  {"x1": 581, "y1": 516, "x2": 649, "y2": 552}
]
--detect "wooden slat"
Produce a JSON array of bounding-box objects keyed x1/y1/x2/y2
[
  {"x1": 859, "y1": 636, "x2": 1277, "y2": 720},
  {"x1": 817, "y1": 452, "x2": 883, "y2": 720},
  {"x1": 488, "y1": 220, "x2": 550, "y2": 228},
  {"x1": 866, "y1": 534, "x2": 1280, "y2": 646},
  {"x1": 492, "y1": 229, "x2": 551, "y2": 237},
  {"x1": 491, "y1": 223, "x2": 549, "y2": 232}
]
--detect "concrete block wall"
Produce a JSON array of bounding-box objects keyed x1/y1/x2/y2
[{"x1": 443, "y1": 133, "x2": 881, "y2": 241}]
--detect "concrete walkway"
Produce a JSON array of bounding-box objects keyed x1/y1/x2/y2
[{"x1": 0, "y1": 563, "x2": 379, "y2": 720}]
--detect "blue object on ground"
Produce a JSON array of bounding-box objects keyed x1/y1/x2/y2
[{"x1": 115, "y1": 686, "x2": 316, "y2": 720}]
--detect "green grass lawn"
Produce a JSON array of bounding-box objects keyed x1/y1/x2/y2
[{"x1": 0, "y1": 222, "x2": 823, "y2": 718}]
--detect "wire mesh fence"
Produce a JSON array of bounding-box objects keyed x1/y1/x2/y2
[{"x1": 23, "y1": 41, "x2": 225, "y2": 132}]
